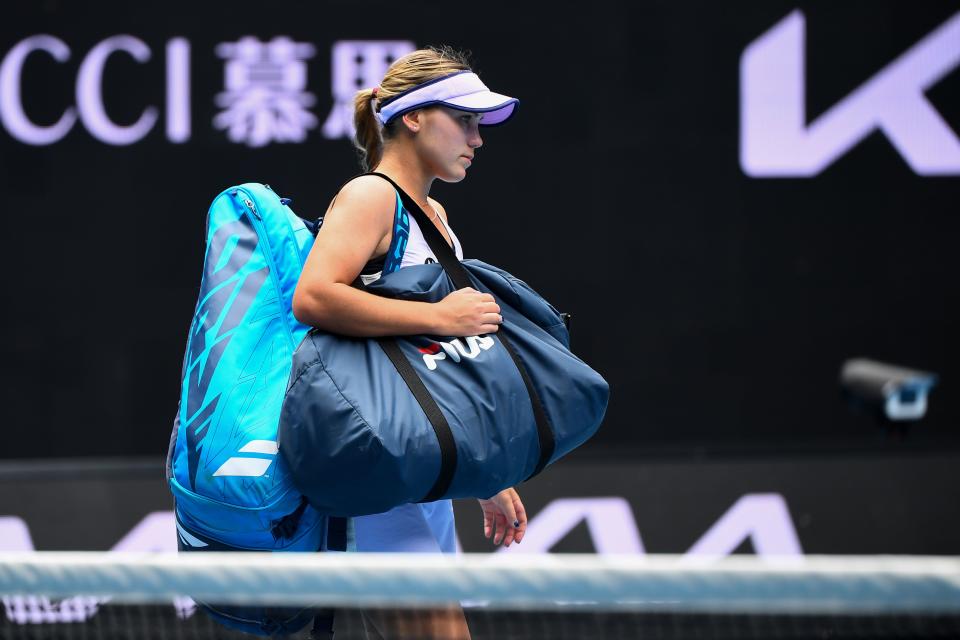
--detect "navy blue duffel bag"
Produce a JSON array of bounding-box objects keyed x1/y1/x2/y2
[{"x1": 279, "y1": 175, "x2": 609, "y2": 516}]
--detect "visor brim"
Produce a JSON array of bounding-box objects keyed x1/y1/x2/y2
[{"x1": 440, "y1": 92, "x2": 519, "y2": 126}]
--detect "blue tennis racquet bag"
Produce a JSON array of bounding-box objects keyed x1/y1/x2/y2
[
  {"x1": 279, "y1": 173, "x2": 609, "y2": 517},
  {"x1": 166, "y1": 183, "x2": 347, "y2": 637}
]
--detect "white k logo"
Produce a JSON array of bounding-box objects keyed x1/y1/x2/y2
[{"x1": 740, "y1": 10, "x2": 960, "y2": 177}]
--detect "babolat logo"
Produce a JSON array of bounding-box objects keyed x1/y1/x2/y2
[{"x1": 418, "y1": 336, "x2": 495, "y2": 371}]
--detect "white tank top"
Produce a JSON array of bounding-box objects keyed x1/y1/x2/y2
[
  {"x1": 359, "y1": 195, "x2": 463, "y2": 285},
  {"x1": 401, "y1": 213, "x2": 464, "y2": 268}
]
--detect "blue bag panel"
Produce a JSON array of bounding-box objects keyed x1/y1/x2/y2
[
  {"x1": 169, "y1": 183, "x2": 317, "y2": 544},
  {"x1": 174, "y1": 505, "x2": 326, "y2": 552},
  {"x1": 172, "y1": 479, "x2": 327, "y2": 550},
  {"x1": 458, "y1": 262, "x2": 604, "y2": 462},
  {"x1": 280, "y1": 261, "x2": 609, "y2": 516},
  {"x1": 282, "y1": 325, "x2": 535, "y2": 515},
  {"x1": 194, "y1": 602, "x2": 317, "y2": 638},
  {"x1": 234, "y1": 184, "x2": 315, "y2": 342},
  {"x1": 394, "y1": 332, "x2": 538, "y2": 498},
  {"x1": 175, "y1": 510, "x2": 326, "y2": 638},
  {"x1": 370, "y1": 261, "x2": 605, "y2": 480},
  {"x1": 464, "y1": 261, "x2": 571, "y2": 348},
  {"x1": 281, "y1": 336, "x2": 444, "y2": 516},
  {"x1": 369, "y1": 260, "x2": 569, "y2": 346}
]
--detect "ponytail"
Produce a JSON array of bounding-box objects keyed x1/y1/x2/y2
[
  {"x1": 353, "y1": 88, "x2": 382, "y2": 171},
  {"x1": 352, "y1": 46, "x2": 472, "y2": 171}
]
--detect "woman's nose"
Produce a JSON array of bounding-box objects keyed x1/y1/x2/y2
[{"x1": 469, "y1": 130, "x2": 483, "y2": 149}]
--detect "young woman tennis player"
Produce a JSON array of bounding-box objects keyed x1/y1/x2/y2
[{"x1": 292, "y1": 47, "x2": 527, "y2": 638}]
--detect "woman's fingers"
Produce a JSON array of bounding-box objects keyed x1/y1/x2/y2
[
  {"x1": 479, "y1": 490, "x2": 525, "y2": 546},
  {"x1": 493, "y1": 513, "x2": 507, "y2": 545},
  {"x1": 497, "y1": 492, "x2": 518, "y2": 546},
  {"x1": 499, "y1": 489, "x2": 521, "y2": 546},
  {"x1": 441, "y1": 288, "x2": 501, "y2": 336},
  {"x1": 512, "y1": 492, "x2": 527, "y2": 543},
  {"x1": 502, "y1": 520, "x2": 517, "y2": 547}
]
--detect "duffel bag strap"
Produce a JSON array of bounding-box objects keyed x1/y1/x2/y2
[
  {"x1": 378, "y1": 339, "x2": 458, "y2": 501},
  {"x1": 364, "y1": 172, "x2": 556, "y2": 481}
]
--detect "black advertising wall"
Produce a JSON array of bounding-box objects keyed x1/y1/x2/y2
[
  {"x1": 2, "y1": 454, "x2": 958, "y2": 554},
  {"x1": 1, "y1": 1, "x2": 959, "y2": 460}
]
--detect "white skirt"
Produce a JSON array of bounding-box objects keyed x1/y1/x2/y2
[{"x1": 353, "y1": 499, "x2": 457, "y2": 554}]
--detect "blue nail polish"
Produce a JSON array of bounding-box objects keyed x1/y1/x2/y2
[{"x1": 513, "y1": 520, "x2": 520, "y2": 528}]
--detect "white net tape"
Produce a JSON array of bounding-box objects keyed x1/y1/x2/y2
[{"x1": 0, "y1": 553, "x2": 958, "y2": 614}]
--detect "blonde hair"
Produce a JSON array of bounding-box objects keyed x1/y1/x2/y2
[{"x1": 353, "y1": 46, "x2": 471, "y2": 171}]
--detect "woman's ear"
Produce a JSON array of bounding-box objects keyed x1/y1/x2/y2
[{"x1": 401, "y1": 110, "x2": 421, "y2": 133}]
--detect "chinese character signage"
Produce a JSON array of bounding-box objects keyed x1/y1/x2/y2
[{"x1": 0, "y1": 36, "x2": 416, "y2": 146}]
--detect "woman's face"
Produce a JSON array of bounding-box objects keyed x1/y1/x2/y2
[{"x1": 413, "y1": 107, "x2": 484, "y2": 183}]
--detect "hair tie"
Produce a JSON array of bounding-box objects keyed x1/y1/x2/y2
[{"x1": 372, "y1": 87, "x2": 380, "y2": 97}]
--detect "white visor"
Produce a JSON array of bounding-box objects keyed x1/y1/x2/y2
[{"x1": 376, "y1": 71, "x2": 518, "y2": 126}]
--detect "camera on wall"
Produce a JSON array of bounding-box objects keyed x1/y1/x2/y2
[{"x1": 840, "y1": 358, "x2": 937, "y2": 422}]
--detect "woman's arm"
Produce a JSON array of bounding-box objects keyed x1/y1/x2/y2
[{"x1": 292, "y1": 176, "x2": 501, "y2": 338}]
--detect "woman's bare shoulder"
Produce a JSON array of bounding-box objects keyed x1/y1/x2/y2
[
  {"x1": 332, "y1": 174, "x2": 396, "y2": 212},
  {"x1": 321, "y1": 175, "x2": 397, "y2": 237}
]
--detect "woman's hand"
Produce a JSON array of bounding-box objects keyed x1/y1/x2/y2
[
  {"x1": 433, "y1": 288, "x2": 501, "y2": 337},
  {"x1": 478, "y1": 487, "x2": 527, "y2": 547}
]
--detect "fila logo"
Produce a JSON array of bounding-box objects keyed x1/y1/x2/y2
[
  {"x1": 419, "y1": 335, "x2": 495, "y2": 371},
  {"x1": 212, "y1": 439, "x2": 278, "y2": 477},
  {"x1": 741, "y1": 10, "x2": 960, "y2": 176}
]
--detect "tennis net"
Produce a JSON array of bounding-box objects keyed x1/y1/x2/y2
[{"x1": 1, "y1": 553, "x2": 959, "y2": 639}]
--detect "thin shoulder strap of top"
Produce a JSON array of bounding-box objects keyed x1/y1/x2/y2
[{"x1": 363, "y1": 172, "x2": 472, "y2": 291}]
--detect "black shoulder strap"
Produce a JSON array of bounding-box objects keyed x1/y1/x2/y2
[
  {"x1": 365, "y1": 172, "x2": 472, "y2": 289},
  {"x1": 377, "y1": 339, "x2": 458, "y2": 500},
  {"x1": 364, "y1": 172, "x2": 556, "y2": 484}
]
